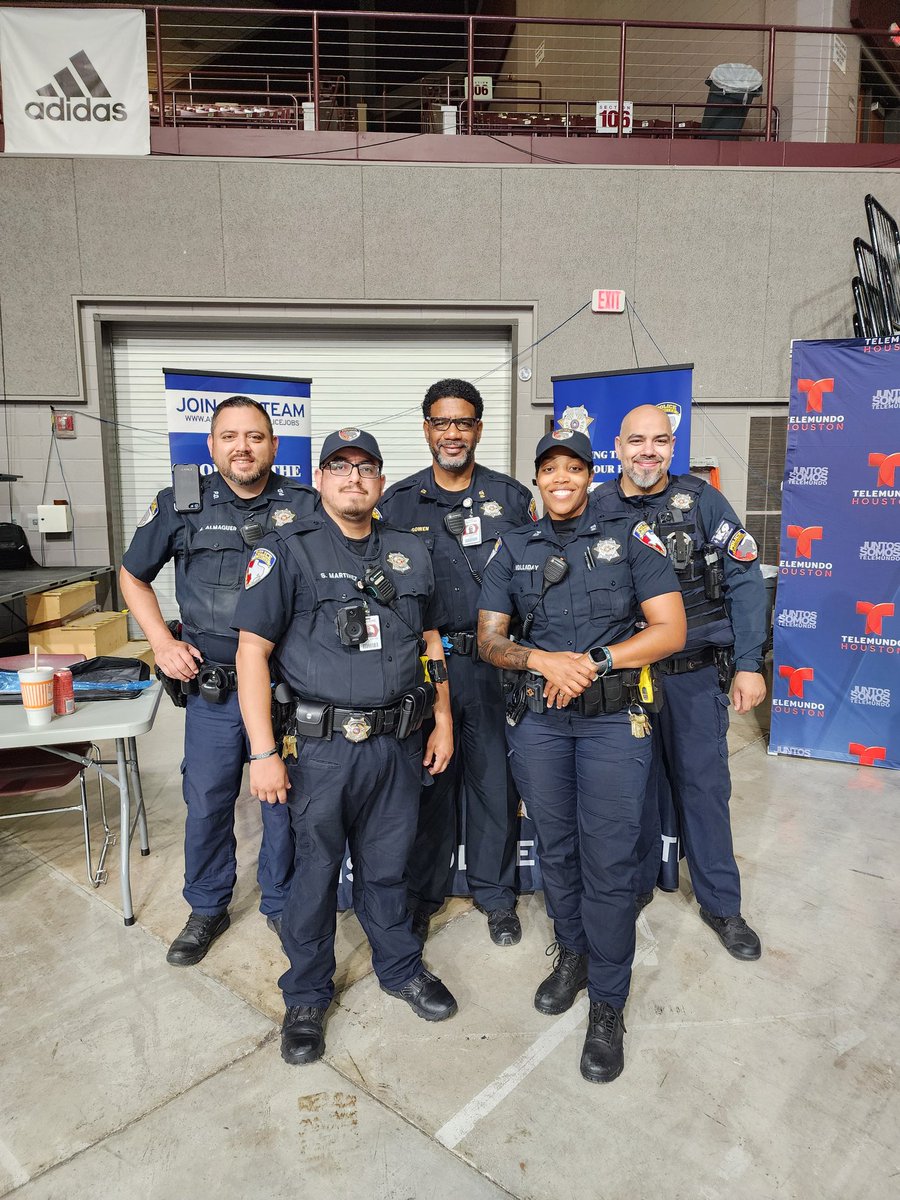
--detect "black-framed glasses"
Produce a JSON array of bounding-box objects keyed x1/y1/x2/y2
[
  {"x1": 323, "y1": 458, "x2": 381, "y2": 478},
  {"x1": 425, "y1": 416, "x2": 479, "y2": 432}
]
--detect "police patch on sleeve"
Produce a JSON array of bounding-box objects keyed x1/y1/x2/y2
[
  {"x1": 485, "y1": 536, "x2": 503, "y2": 567},
  {"x1": 710, "y1": 518, "x2": 738, "y2": 549},
  {"x1": 528, "y1": 497, "x2": 538, "y2": 522},
  {"x1": 245, "y1": 547, "x2": 277, "y2": 588},
  {"x1": 727, "y1": 528, "x2": 759, "y2": 562},
  {"x1": 632, "y1": 521, "x2": 667, "y2": 556},
  {"x1": 137, "y1": 498, "x2": 159, "y2": 527}
]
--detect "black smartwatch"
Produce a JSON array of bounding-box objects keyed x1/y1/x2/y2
[{"x1": 588, "y1": 645, "x2": 614, "y2": 676}]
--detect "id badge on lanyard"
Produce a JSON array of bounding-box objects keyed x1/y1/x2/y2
[{"x1": 461, "y1": 515, "x2": 482, "y2": 546}]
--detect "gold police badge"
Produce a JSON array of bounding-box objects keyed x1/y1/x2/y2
[
  {"x1": 341, "y1": 713, "x2": 371, "y2": 743},
  {"x1": 272, "y1": 508, "x2": 296, "y2": 527},
  {"x1": 386, "y1": 552, "x2": 411, "y2": 573},
  {"x1": 670, "y1": 493, "x2": 693, "y2": 511}
]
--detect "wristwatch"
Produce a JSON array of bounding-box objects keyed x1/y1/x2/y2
[{"x1": 588, "y1": 645, "x2": 614, "y2": 677}]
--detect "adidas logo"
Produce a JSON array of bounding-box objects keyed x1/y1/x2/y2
[{"x1": 25, "y1": 50, "x2": 127, "y2": 122}]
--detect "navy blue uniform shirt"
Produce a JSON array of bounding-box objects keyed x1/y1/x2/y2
[
  {"x1": 591, "y1": 474, "x2": 767, "y2": 671},
  {"x1": 122, "y1": 470, "x2": 317, "y2": 663},
  {"x1": 233, "y1": 511, "x2": 445, "y2": 708},
  {"x1": 379, "y1": 464, "x2": 535, "y2": 632},
  {"x1": 478, "y1": 506, "x2": 679, "y2": 653}
]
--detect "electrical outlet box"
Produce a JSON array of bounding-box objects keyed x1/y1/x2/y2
[
  {"x1": 37, "y1": 504, "x2": 73, "y2": 534},
  {"x1": 26, "y1": 513, "x2": 39, "y2": 531}
]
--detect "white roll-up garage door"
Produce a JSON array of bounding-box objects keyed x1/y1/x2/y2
[{"x1": 110, "y1": 322, "x2": 512, "y2": 623}]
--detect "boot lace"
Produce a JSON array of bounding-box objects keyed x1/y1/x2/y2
[
  {"x1": 545, "y1": 941, "x2": 583, "y2": 980},
  {"x1": 589, "y1": 1001, "x2": 626, "y2": 1044}
]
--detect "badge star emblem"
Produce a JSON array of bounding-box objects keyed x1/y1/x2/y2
[
  {"x1": 482, "y1": 500, "x2": 503, "y2": 518},
  {"x1": 592, "y1": 538, "x2": 621, "y2": 562},
  {"x1": 386, "y1": 552, "x2": 411, "y2": 573},
  {"x1": 671, "y1": 493, "x2": 693, "y2": 511},
  {"x1": 342, "y1": 713, "x2": 371, "y2": 743},
  {"x1": 271, "y1": 508, "x2": 295, "y2": 527}
]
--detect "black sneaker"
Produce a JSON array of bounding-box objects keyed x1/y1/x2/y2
[
  {"x1": 381, "y1": 969, "x2": 458, "y2": 1021},
  {"x1": 485, "y1": 908, "x2": 522, "y2": 947},
  {"x1": 635, "y1": 891, "x2": 654, "y2": 918},
  {"x1": 166, "y1": 911, "x2": 230, "y2": 967},
  {"x1": 281, "y1": 1005, "x2": 327, "y2": 1065},
  {"x1": 533, "y1": 942, "x2": 588, "y2": 1015},
  {"x1": 699, "y1": 910, "x2": 762, "y2": 960},
  {"x1": 580, "y1": 1001, "x2": 626, "y2": 1084}
]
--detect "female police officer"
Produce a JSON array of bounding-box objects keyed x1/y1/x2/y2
[{"x1": 477, "y1": 429, "x2": 686, "y2": 1084}]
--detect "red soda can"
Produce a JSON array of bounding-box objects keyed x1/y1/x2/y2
[{"x1": 53, "y1": 668, "x2": 75, "y2": 715}]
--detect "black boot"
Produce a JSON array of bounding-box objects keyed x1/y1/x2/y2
[
  {"x1": 166, "y1": 911, "x2": 230, "y2": 966},
  {"x1": 533, "y1": 943, "x2": 588, "y2": 1015},
  {"x1": 281, "y1": 1006, "x2": 327, "y2": 1065},
  {"x1": 580, "y1": 1001, "x2": 626, "y2": 1084}
]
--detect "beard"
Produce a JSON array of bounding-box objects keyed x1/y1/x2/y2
[
  {"x1": 220, "y1": 462, "x2": 268, "y2": 487},
  {"x1": 623, "y1": 461, "x2": 666, "y2": 490},
  {"x1": 331, "y1": 491, "x2": 371, "y2": 521},
  {"x1": 431, "y1": 442, "x2": 475, "y2": 473}
]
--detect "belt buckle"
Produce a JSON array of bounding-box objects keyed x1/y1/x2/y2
[{"x1": 341, "y1": 712, "x2": 372, "y2": 743}]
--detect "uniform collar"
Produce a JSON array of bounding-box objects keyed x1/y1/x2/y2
[
  {"x1": 530, "y1": 504, "x2": 600, "y2": 546},
  {"x1": 615, "y1": 472, "x2": 672, "y2": 505},
  {"x1": 417, "y1": 462, "x2": 487, "y2": 504},
  {"x1": 207, "y1": 470, "x2": 290, "y2": 508}
]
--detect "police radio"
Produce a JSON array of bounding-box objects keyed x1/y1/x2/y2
[
  {"x1": 521, "y1": 554, "x2": 569, "y2": 640},
  {"x1": 444, "y1": 501, "x2": 483, "y2": 586},
  {"x1": 362, "y1": 564, "x2": 397, "y2": 605}
]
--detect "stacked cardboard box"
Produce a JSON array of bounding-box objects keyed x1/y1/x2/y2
[{"x1": 26, "y1": 581, "x2": 154, "y2": 667}]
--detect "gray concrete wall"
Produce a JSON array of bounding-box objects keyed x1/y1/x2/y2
[{"x1": 1, "y1": 154, "x2": 898, "y2": 565}]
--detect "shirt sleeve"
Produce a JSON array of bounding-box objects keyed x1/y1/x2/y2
[
  {"x1": 627, "y1": 526, "x2": 682, "y2": 604},
  {"x1": 420, "y1": 551, "x2": 447, "y2": 631},
  {"x1": 477, "y1": 537, "x2": 516, "y2": 615},
  {"x1": 231, "y1": 534, "x2": 297, "y2": 645},
  {"x1": 120, "y1": 490, "x2": 180, "y2": 583},
  {"x1": 699, "y1": 487, "x2": 768, "y2": 671}
]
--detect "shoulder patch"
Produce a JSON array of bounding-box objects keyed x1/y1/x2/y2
[
  {"x1": 528, "y1": 497, "x2": 538, "y2": 522},
  {"x1": 727, "y1": 528, "x2": 758, "y2": 562},
  {"x1": 245, "y1": 547, "x2": 277, "y2": 589},
  {"x1": 710, "y1": 518, "x2": 738, "y2": 549},
  {"x1": 632, "y1": 521, "x2": 667, "y2": 556},
  {"x1": 485, "y1": 536, "x2": 503, "y2": 567},
  {"x1": 373, "y1": 507, "x2": 382, "y2": 521},
  {"x1": 137, "y1": 498, "x2": 159, "y2": 527}
]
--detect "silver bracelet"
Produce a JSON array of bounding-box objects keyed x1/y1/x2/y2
[{"x1": 249, "y1": 746, "x2": 279, "y2": 761}]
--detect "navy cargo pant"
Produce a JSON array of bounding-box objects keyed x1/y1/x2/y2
[
  {"x1": 506, "y1": 707, "x2": 650, "y2": 1009},
  {"x1": 279, "y1": 730, "x2": 425, "y2": 1008},
  {"x1": 181, "y1": 690, "x2": 294, "y2": 918},
  {"x1": 408, "y1": 653, "x2": 517, "y2": 915},
  {"x1": 635, "y1": 664, "x2": 741, "y2": 916}
]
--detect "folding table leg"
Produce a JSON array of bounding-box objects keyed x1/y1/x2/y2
[
  {"x1": 116, "y1": 738, "x2": 135, "y2": 926},
  {"x1": 126, "y1": 736, "x2": 150, "y2": 855}
]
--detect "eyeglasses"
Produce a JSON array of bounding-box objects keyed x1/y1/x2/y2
[
  {"x1": 322, "y1": 458, "x2": 381, "y2": 478},
  {"x1": 425, "y1": 416, "x2": 479, "y2": 432}
]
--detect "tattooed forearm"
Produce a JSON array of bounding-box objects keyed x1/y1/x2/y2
[{"x1": 477, "y1": 611, "x2": 533, "y2": 670}]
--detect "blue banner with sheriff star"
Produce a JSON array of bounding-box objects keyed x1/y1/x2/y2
[
  {"x1": 163, "y1": 369, "x2": 312, "y2": 483},
  {"x1": 770, "y1": 337, "x2": 899, "y2": 770},
  {"x1": 551, "y1": 364, "x2": 693, "y2": 482}
]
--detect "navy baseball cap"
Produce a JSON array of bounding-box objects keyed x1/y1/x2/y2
[
  {"x1": 534, "y1": 428, "x2": 594, "y2": 467},
  {"x1": 319, "y1": 427, "x2": 383, "y2": 467}
]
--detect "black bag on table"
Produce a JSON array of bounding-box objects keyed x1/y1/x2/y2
[{"x1": 0, "y1": 523, "x2": 37, "y2": 569}]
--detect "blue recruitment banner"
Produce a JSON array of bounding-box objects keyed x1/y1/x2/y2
[
  {"x1": 771, "y1": 337, "x2": 900, "y2": 771},
  {"x1": 163, "y1": 369, "x2": 312, "y2": 483},
  {"x1": 551, "y1": 364, "x2": 693, "y2": 482}
]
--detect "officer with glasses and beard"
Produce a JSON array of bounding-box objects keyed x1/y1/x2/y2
[
  {"x1": 120, "y1": 396, "x2": 317, "y2": 966},
  {"x1": 379, "y1": 379, "x2": 536, "y2": 949}
]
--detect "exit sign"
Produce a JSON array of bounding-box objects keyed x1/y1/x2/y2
[{"x1": 591, "y1": 289, "x2": 626, "y2": 313}]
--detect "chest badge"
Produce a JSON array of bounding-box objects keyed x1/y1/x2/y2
[
  {"x1": 593, "y1": 538, "x2": 621, "y2": 562},
  {"x1": 386, "y1": 551, "x2": 411, "y2": 573},
  {"x1": 342, "y1": 713, "x2": 372, "y2": 743},
  {"x1": 482, "y1": 500, "x2": 503, "y2": 518},
  {"x1": 670, "y1": 492, "x2": 694, "y2": 511},
  {"x1": 271, "y1": 508, "x2": 296, "y2": 527}
]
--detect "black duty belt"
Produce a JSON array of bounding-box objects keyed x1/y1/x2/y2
[
  {"x1": 290, "y1": 684, "x2": 435, "y2": 745},
  {"x1": 444, "y1": 630, "x2": 478, "y2": 658},
  {"x1": 658, "y1": 646, "x2": 718, "y2": 675}
]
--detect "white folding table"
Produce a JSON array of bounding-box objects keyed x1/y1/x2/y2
[{"x1": 0, "y1": 683, "x2": 162, "y2": 924}]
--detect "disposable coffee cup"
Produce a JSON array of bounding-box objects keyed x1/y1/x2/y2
[{"x1": 18, "y1": 667, "x2": 55, "y2": 726}]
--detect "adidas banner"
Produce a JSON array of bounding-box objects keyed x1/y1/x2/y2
[
  {"x1": 163, "y1": 370, "x2": 313, "y2": 483},
  {"x1": 770, "y1": 337, "x2": 899, "y2": 771},
  {"x1": 0, "y1": 7, "x2": 150, "y2": 155}
]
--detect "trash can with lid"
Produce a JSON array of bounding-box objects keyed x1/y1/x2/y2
[{"x1": 701, "y1": 63, "x2": 763, "y2": 140}]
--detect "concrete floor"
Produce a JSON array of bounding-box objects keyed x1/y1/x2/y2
[{"x1": 1, "y1": 694, "x2": 898, "y2": 1200}]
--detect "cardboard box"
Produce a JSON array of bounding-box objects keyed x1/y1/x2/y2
[
  {"x1": 110, "y1": 640, "x2": 156, "y2": 670},
  {"x1": 26, "y1": 580, "x2": 97, "y2": 626},
  {"x1": 29, "y1": 611, "x2": 128, "y2": 658}
]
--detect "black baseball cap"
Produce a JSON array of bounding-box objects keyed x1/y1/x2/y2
[
  {"x1": 319, "y1": 427, "x2": 383, "y2": 467},
  {"x1": 534, "y1": 428, "x2": 594, "y2": 467}
]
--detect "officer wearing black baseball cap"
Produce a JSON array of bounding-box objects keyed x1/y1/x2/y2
[
  {"x1": 319, "y1": 427, "x2": 384, "y2": 467},
  {"x1": 533, "y1": 428, "x2": 595, "y2": 468}
]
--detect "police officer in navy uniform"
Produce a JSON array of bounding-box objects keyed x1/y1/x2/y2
[
  {"x1": 379, "y1": 379, "x2": 535, "y2": 947},
  {"x1": 234, "y1": 428, "x2": 457, "y2": 1066},
  {"x1": 591, "y1": 404, "x2": 766, "y2": 960},
  {"x1": 478, "y1": 430, "x2": 686, "y2": 1083},
  {"x1": 120, "y1": 396, "x2": 317, "y2": 966}
]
